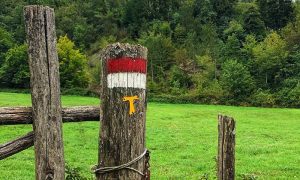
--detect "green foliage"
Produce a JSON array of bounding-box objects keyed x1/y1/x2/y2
[
  {"x1": 193, "y1": 0, "x2": 216, "y2": 25},
  {"x1": 0, "y1": 0, "x2": 300, "y2": 107},
  {"x1": 277, "y1": 79, "x2": 300, "y2": 107},
  {"x1": 0, "y1": 44, "x2": 29, "y2": 88},
  {"x1": 251, "y1": 90, "x2": 276, "y2": 107},
  {"x1": 222, "y1": 33, "x2": 243, "y2": 62},
  {"x1": 138, "y1": 33, "x2": 175, "y2": 82},
  {"x1": 0, "y1": 27, "x2": 15, "y2": 64},
  {"x1": 57, "y1": 35, "x2": 90, "y2": 88},
  {"x1": 200, "y1": 79, "x2": 224, "y2": 104},
  {"x1": 61, "y1": 87, "x2": 98, "y2": 97},
  {"x1": 195, "y1": 55, "x2": 215, "y2": 80},
  {"x1": 220, "y1": 59, "x2": 255, "y2": 103},
  {"x1": 0, "y1": 0, "x2": 26, "y2": 43},
  {"x1": 169, "y1": 66, "x2": 192, "y2": 90},
  {"x1": 243, "y1": 6, "x2": 266, "y2": 40},
  {"x1": 257, "y1": 0, "x2": 295, "y2": 30},
  {"x1": 65, "y1": 164, "x2": 90, "y2": 180},
  {"x1": 224, "y1": 20, "x2": 244, "y2": 39},
  {"x1": 253, "y1": 32, "x2": 288, "y2": 87},
  {"x1": 211, "y1": 0, "x2": 238, "y2": 33}
]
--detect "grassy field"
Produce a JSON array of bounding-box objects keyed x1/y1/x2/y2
[{"x1": 0, "y1": 92, "x2": 299, "y2": 179}]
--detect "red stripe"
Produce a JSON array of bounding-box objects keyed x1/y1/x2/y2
[{"x1": 107, "y1": 57, "x2": 147, "y2": 73}]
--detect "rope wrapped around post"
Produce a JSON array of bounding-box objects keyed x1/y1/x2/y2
[{"x1": 93, "y1": 149, "x2": 150, "y2": 178}]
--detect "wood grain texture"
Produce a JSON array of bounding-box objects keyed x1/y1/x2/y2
[
  {"x1": 24, "y1": 5, "x2": 64, "y2": 180},
  {"x1": 217, "y1": 115, "x2": 236, "y2": 180},
  {"x1": 0, "y1": 106, "x2": 100, "y2": 125},
  {"x1": 0, "y1": 132, "x2": 34, "y2": 160},
  {"x1": 98, "y1": 43, "x2": 148, "y2": 180}
]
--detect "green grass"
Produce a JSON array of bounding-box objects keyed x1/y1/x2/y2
[{"x1": 0, "y1": 92, "x2": 299, "y2": 179}]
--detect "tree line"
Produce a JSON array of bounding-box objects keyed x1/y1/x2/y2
[{"x1": 0, "y1": 0, "x2": 300, "y2": 107}]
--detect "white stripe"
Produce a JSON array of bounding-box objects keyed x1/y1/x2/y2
[{"x1": 107, "y1": 73, "x2": 146, "y2": 89}]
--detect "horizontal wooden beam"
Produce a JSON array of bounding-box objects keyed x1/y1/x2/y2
[
  {"x1": 0, "y1": 131, "x2": 34, "y2": 160},
  {"x1": 1, "y1": 106, "x2": 101, "y2": 160},
  {"x1": 0, "y1": 106, "x2": 100, "y2": 125}
]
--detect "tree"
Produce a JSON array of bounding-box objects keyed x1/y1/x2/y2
[
  {"x1": 55, "y1": 3, "x2": 94, "y2": 49},
  {"x1": 221, "y1": 34, "x2": 243, "y2": 62},
  {"x1": 123, "y1": 0, "x2": 180, "y2": 38},
  {"x1": 223, "y1": 20, "x2": 244, "y2": 40},
  {"x1": 0, "y1": 0, "x2": 26, "y2": 43},
  {"x1": 243, "y1": 6, "x2": 266, "y2": 40},
  {"x1": 220, "y1": 59, "x2": 255, "y2": 103},
  {"x1": 57, "y1": 35, "x2": 90, "y2": 88},
  {"x1": 211, "y1": 0, "x2": 238, "y2": 34},
  {"x1": 253, "y1": 32, "x2": 288, "y2": 88},
  {"x1": 169, "y1": 65, "x2": 192, "y2": 90},
  {"x1": 193, "y1": 0, "x2": 216, "y2": 25},
  {"x1": 0, "y1": 44, "x2": 30, "y2": 88},
  {"x1": 0, "y1": 27, "x2": 15, "y2": 64},
  {"x1": 192, "y1": 54, "x2": 216, "y2": 88},
  {"x1": 241, "y1": 34, "x2": 258, "y2": 68},
  {"x1": 138, "y1": 33, "x2": 175, "y2": 82},
  {"x1": 257, "y1": 0, "x2": 295, "y2": 30}
]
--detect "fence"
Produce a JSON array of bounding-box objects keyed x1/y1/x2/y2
[{"x1": 0, "y1": 5, "x2": 236, "y2": 180}]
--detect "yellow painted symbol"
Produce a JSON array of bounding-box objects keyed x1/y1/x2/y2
[{"x1": 123, "y1": 96, "x2": 139, "y2": 115}]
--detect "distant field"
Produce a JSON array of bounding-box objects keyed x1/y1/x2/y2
[{"x1": 0, "y1": 92, "x2": 299, "y2": 179}]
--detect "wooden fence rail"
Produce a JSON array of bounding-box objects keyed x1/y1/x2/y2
[
  {"x1": 0, "y1": 132, "x2": 34, "y2": 160},
  {"x1": 0, "y1": 106, "x2": 100, "y2": 125},
  {"x1": 0, "y1": 106, "x2": 100, "y2": 160}
]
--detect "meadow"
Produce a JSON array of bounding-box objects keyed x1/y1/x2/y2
[{"x1": 0, "y1": 92, "x2": 299, "y2": 179}]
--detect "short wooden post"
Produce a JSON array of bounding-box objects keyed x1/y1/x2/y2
[
  {"x1": 217, "y1": 115, "x2": 235, "y2": 180},
  {"x1": 24, "y1": 5, "x2": 65, "y2": 179},
  {"x1": 96, "y1": 43, "x2": 149, "y2": 179}
]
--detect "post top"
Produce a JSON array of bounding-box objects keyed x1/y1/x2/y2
[
  {"x1": 102, "y1": 43, "x2": 148, "y2": 60},
  {"x1": 24, "y1": 5, "x2": 53, "y2": 10}
]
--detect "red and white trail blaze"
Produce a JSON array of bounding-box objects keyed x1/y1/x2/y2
[{"x1": 107, "y1": 57, "x2": 147, "y2": 89}]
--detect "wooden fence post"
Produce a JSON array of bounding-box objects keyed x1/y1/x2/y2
[
  {"x1": 24, "y1": 5, "x2": 64, "y2": 180},
  {"x1": 95, "y1": 43, "x2": 149, "y2": 179},
  {"x1": 217, "y1": 115, "x2": 236, "y2": 180}
]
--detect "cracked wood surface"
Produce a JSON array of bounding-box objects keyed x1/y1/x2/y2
[
  {"x1": 0, "y1": 106, "x2": 100, "y2": 125},
  {"x1": 24, "y1": 5, "x2": 64, "y2": 179}
]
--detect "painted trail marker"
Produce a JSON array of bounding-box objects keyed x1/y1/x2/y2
[
  {"x1": 107, "y1": 57, "x2": 147, "y2": 89},
  {"x1": 96, "y1": 43, "x2": 149, "y2": 179},
  {"x1": 123, "y1": 96, "x2": 139, "y2": 115}
]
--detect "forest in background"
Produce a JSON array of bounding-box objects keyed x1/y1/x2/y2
[{"x1": 1, "y1": 0, "x2": 300, "y2": 107}]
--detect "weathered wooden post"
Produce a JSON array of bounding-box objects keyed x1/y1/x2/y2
[
  {"x1": 95, "y1": 43, "x2": 149, "y2": 179},
  {"x1": 217, "y1": 115, "x2": 236, "y2": 180},
  {"x1": 24, "y1": 5, "x2": 65, "y2": 179}
]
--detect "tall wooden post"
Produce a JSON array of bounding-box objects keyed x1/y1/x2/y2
[
  {"x1": 24, "y1": 5, "x2": 65, "y2": 180},
  {"x1": 217, "y1": 115, "x2": 236, "y2": 180},
  {"x1": 96, "y1": 43, "x2": 148, "y2": 179}
]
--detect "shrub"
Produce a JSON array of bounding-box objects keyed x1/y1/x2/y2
[
  {"x1": 199, "y1": 80, "x2": 225, "y2": 104},
  {"x1": 251, "y1": 90, "x2": 276, "y2": 107},
  {"x1": 0, "y1": 44, "x2": 30, "y2": 88},
  {"x1": 220, "y1": 59, "x2": 255, "y2": 104},
  {"x1": 57, "y1": 35, "x2": 90, "y2": 89},
  {"x1": 277, "y1": 84, "x2": 300, "y2": 108},
  {"x1": 61, "y1": 87, "x2": 98, "y2": 97}
]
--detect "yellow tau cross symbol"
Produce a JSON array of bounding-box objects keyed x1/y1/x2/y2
[{"x1": 123, "y1": 96, "x2": 139, "y2": 115}]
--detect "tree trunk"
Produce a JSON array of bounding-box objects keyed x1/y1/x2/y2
[
  {"x1": 24, "y1": 5, "x2": 64, "y2": 180},
  {"x1": 217, "y1": 115, "x2": 236, "y2": 180},
  {"x1": 0, "y1": 106, "x2": 100, "y2": 125},
  {"x1": 97, "y1": 43, "x2": 148, "y2": 180}
]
